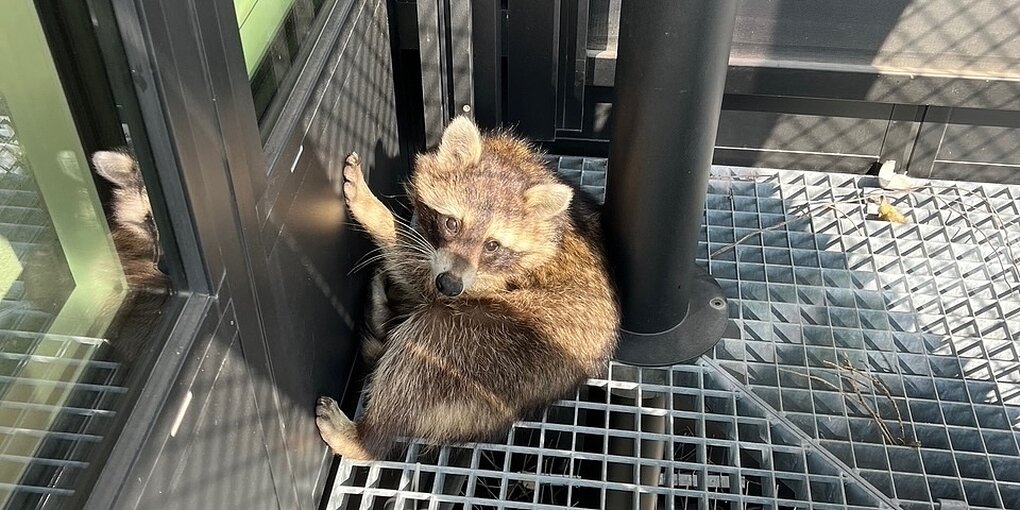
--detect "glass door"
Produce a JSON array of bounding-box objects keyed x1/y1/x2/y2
[
  {"x1": 0, "y1": 1, "x2": 182, "y2": 507},
  {"x1": 235, "y1": 0, "x2": 329, "y2": 134}
]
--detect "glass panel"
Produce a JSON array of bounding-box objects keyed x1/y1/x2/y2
[
  {"x1": 729, "y1": 1, "x2": 1020, "y2": 78},
  {"x1": 589, "y1": 0, "x2": 1020, "y2": 78},
  {"x1": 0, "y1": 1, "x2": 179, "y2": 507},
  {"x1": 236, "y1": 0, "x2": 329, "y2": 125}
]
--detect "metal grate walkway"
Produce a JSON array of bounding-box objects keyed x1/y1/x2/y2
[{"x1": 327, "y1": 158, "x2": 1020, "y2": 510}]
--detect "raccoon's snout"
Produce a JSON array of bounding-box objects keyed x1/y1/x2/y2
[{"x1": 435, "y1": 272, "x2": 463, "y2": 297}]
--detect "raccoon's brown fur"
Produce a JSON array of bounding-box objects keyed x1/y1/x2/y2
[
  {"x1": 23, "y1": 151, "x2": 167, "y2": 304},
  {"x1": 316, "y1": 117, "x2": 620, "y2": 460}
]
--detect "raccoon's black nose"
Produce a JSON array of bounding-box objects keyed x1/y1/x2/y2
[{"x1": 435, "y1": 272, "x2": 463, "y2": 296}]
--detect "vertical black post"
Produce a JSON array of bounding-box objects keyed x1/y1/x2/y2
[{"x1": 603, "y1": 0, "x2": 737, "y2": 366}]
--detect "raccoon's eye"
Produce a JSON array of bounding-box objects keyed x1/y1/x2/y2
[
  {"x1": 444, "y1": 216, "x2": 460, "y2": 234},
  {"x1": 484, "y1": 239, "x2": 500, "y2": 253}
]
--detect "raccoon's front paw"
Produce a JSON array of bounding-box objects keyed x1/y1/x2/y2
[
  {"x1": 316, "y1": 396, "x2": 343, "y2": 424},
  {"x1": 342, "y1": 152, "x2": 370, "y2": 208},
  {"x1": 315, "y1": 396, "x2": 346, "y2": 448},
  {"x1": 342, "y1": 152, "x2": 396, "y2": 243}
]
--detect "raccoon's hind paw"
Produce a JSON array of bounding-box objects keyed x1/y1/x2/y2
[{"x1": 315, "y1": 396, "x2": 372, "y2": 460}]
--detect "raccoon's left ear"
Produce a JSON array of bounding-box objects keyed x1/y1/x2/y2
[
  {"x1": 92, "y1": 151, "x2": 138, "y2": 187},
  {"x1": 525, "y1": 183, "x2": 573, "y2": 219},
  {"x1": 437, "y1": 116, "x2": 483, "y2": 167}
]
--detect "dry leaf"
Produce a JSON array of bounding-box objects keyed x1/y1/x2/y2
[{"x1": 877, "y1": 197, "x2": 907, "y2": 223}]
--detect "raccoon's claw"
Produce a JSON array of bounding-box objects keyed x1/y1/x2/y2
[{"x1": 316, "y1": 396, "x2": 341, "y2": 419}]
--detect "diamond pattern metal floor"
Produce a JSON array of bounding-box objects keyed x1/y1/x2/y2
[{"x1": 327, "y1": 158, "x2": 1020, "y2": 510}]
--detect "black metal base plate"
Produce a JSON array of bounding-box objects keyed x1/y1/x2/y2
[{"x1": 614, "y1": 265, "x2": 729, "y2": 367}]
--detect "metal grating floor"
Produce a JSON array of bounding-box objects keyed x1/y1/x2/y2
[{"x1": 326, "y1": 158, "x2": 1020, "y2": 510}]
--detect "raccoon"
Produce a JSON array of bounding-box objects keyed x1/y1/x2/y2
[
  {"x1": 316, "y1": 116, "x2": 620, "y2": 460},
  {"x1": 91, "y1": 150, "x2": 167, "y2": 291},
  {"x1": 21, "y1": 151, "x2": 170, "y2": 365},
  {"x1": 23, "y1": 151, "x2": 167, "y2": 307},
  {"x1": 91, "y1": 151, "x2": 171, "y2": 364}
]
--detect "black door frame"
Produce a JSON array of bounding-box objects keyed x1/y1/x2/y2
[
  {"x1": 87, "y1": 0, "x2": 297, "y2": 506},
  {"x1": 74, "y1": 0, "x2": 414, "y2": 508}
]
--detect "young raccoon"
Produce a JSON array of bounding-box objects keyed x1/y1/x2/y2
[
  {"x1": 23, "y1": 151, "x2": 167, "y2": 306},
  {"x1": 316, "y1": 116, "x2": 620, "y2": 460},
  {"x1": 91, "y1": 150, "x2": 167, "y2": 292},
  {"x1": 22, "y1": 151, "x2": 169, "y2": 365}
]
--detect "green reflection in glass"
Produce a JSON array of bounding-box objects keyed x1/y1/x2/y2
[{"x1": 236, "y1": 0, "x2": 297, "y2": 76}]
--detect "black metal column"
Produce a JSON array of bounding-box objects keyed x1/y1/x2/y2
[{"x1": 603, "y1": 0, "x2": 737, "y2": 366}]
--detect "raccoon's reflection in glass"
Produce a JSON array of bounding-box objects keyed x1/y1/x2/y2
[
  {"x1": 22, "y1": 152, "x2": 173, "y2": 358},
  {"x1": 7, "y1": 145, "x2": 175, "y2": 509}
]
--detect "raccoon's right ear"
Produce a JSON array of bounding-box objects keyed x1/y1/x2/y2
[
  {"x1": 437, "y1": 116, "x2": 483, "y2": 167},
  {"x1": 525, "y1": 183, "x2": 573, "y2": 219},
  {"x1": 92, "y1": 151, "x2": 138, "y2": 187}
]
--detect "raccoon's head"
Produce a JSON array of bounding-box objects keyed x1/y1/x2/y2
[
  {"x1": 409, "y1": 116, "x2": 573, "y2": 298},
  {"x1": 93, "y1": 151, "x2": 158, "y2": 248}
]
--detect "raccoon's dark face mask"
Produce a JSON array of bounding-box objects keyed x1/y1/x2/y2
[
  {"x1": 408, "y1": 115, "x2": 575, "y2": 298},
  {"x1": 411, "y1": 184, "x2": 572, "y2": 298}
]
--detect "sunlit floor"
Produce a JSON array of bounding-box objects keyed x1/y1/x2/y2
[{"x1": 327, "y1": 160, "x2": 1020, "y2": 510}]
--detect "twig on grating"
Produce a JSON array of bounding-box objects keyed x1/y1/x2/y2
[
  {"x1": 838, "y1": 366, "x2": 899, "y2": 446},
  {"x1": 924, "y1": 188, "x2": 1020, "y2": 292},
  {"x1": 869, "y1": 374, "x2": 918, "y2": 447},
  {"x1": 710, "y1": 172, "x2": 778, "y2": 183},
  {"x1": 780, "y1": 361, "x2": 920, "y2": 448},
  {"x1": 710, "y1": 195, "x2": 869, "y2": 258},
  {"x1": 825, "y1": 359, "x2": 921, "y2": 448},
  {"x1": 784, "y1": 362, "x2": 895, "y2": 446}
]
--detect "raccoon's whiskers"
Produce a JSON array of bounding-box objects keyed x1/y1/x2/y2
[
  {"x1": 392, "y1": 234, "x2": 433, "y2": 258},
  {"x1": 395, "y1": 231, "x2": 432, "y2": 256},
  {"x1": 348, "y1": 242, "x2": 431, "y2": 275},
  {"x1": 350, "y1": 246, "x2": 389, "y2": 271},
  {"x1": 377, "y1": 193, "x2": 413, "y2": 214},
  {"x1": 395, "y1": 233, "x2": 433, "y2": 255},
  {"x1": 349, "y1": 252, "x2": 423, "y2": 275}
]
